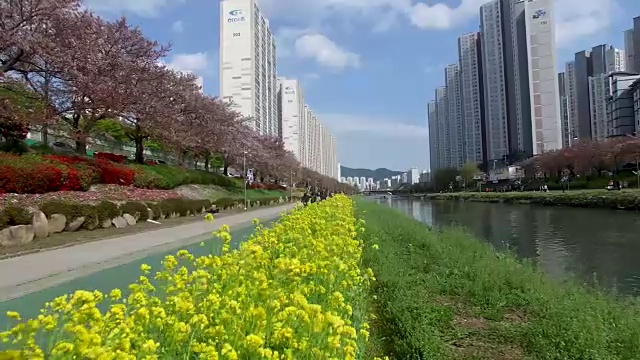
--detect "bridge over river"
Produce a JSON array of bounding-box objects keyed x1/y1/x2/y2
[{"x1": 377, "y1": 196, "x2": 640, "y2": 296}]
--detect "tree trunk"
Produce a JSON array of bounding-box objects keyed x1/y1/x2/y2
[
  {"x1": 204, "y1": 153, "x2": 210, "y2": 172},
  {"x1": 224, "y1": 163, "x2": 229, "y2": 176},
  {"x1": 75, "y1": 138, "x2": 87, "y2": 155},
  {"x1": 135, "y1": 137, "x2": 145, "y2": 164}
]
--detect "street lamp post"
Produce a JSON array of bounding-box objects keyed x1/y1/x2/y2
[{"x1": 243, "y1": 150, "x2": 247, "y2": 210}]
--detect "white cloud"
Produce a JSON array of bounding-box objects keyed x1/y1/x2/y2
[
  {"x1": 84, "y1": 0, "x2": 186, "y2": 17},
  {"x1": 171, "y1": 20, "x2": 184, "y2": 33},
  {"x1": 295, "y1": 34, "x2": 360, "y2": 70},
  {"x1": 165, "y1": 52, "x2": 209, "y2": 73},
  {"x1": 260, "y1": 0, "x2": 619, "y2": 48},
  {"x1": 320, "y1": 113, "x2": 428, "y2": 138},
  {"x1": 554, "y1": 0, "x2": 619, "y2": 47}
]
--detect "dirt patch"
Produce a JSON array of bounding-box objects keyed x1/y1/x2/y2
[
  {"x1": 504, "y1": 310, "x2": 528, "y2": 325},
  {"x1": 454, "y1": 315, "x2": 489, "y2": 331},
  {"x1": 175, "y1": 184, "x2": 227, "y2": 200},
  {"x1": 451, "y1": 338, "x2": 525, "y2": 360}
]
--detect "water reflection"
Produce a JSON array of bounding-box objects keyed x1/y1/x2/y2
[{"x1": 379, "y1": 196, "x2": 640, "y2": 296}]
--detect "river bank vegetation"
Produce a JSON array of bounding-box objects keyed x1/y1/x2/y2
[
  {"x1": 0, "y1": 196, "x2": 375, "y2": 359},
  {"x1": 423, "y1": 189, "x2": 640, "y2": 211},
  {"x1": 358, "y1": 200, "x2": 640, "y2": 359}
]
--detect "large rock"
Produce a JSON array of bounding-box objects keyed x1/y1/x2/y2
[
  {"x1": 84, "y1": 217, "x2": 99, "y2": 231},
  {"x1": 0, "y1": 225, "x2": 35, "y2": 247},
  {"x1": 123, "y1": 213, "x2": 137, "y2": 226},
  {"x1": 32, "y1": 211, "x2": 49, "y2": 239},
  {"x1": 65, "y1": 217, "x2": 85, "y2": 232},
  {"x1": 112, "y1": 216, "x2": 127, "y2": 229},
  {"x1": 102, "y1": 219, "x2": 112, "y2": 229},
  {"x1": 48, "y1": 214, "x2": 66, "y2": 234}
]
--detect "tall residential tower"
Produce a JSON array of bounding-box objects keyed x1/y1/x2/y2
[{"x1": 219, "y1": 0, "x2": 278, "y2": 136}]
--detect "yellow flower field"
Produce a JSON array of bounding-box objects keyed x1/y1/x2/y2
[{"x1": 0, "y1": 195, "x2": 374, "y2": 359}]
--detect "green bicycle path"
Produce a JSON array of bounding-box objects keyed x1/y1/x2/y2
[{"x1": 0, "y1": 218, "x2": 279, "y2": 332}]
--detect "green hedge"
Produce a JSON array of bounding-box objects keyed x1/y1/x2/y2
[
  {"x1": 132, "y1": 165, "x2": 238, "y2": 190},
  {"x1": 0, "y1": 198, "x2": 214, "y2": 231}
]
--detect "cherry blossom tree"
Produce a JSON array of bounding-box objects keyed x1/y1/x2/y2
[{"x1": 0, "y1": 0, "x2": 81, "y2": 74}]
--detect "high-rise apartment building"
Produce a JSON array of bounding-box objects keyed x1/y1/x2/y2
[
  {"x1": 558, "y1": 72, "x2": 570, "y2": 147},
  {"x1": 427, "y1": 100, "x2": 439, "y2": 170},
  {"x1": 458, "y1": 32, "x2": 485, "y2": 165},
  {"x1": 445, "y1": 64, "x2": 463, "y2": 168},
  {"x1": 608, "y1": 72, "x2": 640, "y2": 136},
  {"x1": 480, "y1": 0, "x2": 509, "y2": 166},
  {"x1": 277, "y1": 77, "x2": 304, "y2": 160},
  {"x1": 219, "y1": 0, "x2": 278, "y2": 136},
  {"x1": 435, "y1": 87, "x2": 449, "y2": 167},
  {"x1": 633, "y1": 17, "x2": 640, "y2": 73},
  {"x1": 524, "y1": 0, "x2": 563, "y2": 153},
  {"x1": 625, "y1": 28, "x2": 636, "y2": 73},
  {"x1": 589, "y1": 47, "x2": 625, "y2": 140},
  {"x1": 565, "y1": 61, "x2": 578, "y2": 143},
  {"x1": 502, "y1": 0, "x2": 533, "y2": 158}
]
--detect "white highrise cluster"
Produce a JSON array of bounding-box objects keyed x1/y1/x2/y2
[
  {"x1": 219, "y1": 0, "x2": 339, "y2": 178},
  {"x1": 277, "y1": 77, "x2": 339, "y2": 179}
]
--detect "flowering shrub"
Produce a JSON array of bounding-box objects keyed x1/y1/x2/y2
[
  {"x1": 0, "y1": 195, "x2": 374, "y2": 358},
  {"x1": 0, "y1": 154, "x2": 93, "y2": 193},
  {"x1": 0, "y1": 153, "x2": 245, "y2": 193},
  {"x1": 94, "y1": 152, "x2": 127, "y2": 163}
]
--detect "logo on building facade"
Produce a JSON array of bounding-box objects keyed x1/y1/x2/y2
[
  {"x1": 284, "y1": 86, "x2": 295, "y2": 95},
  {"x1": 228, "y1": 9, "x2": 246, "y2": 23},
  {"x1": 532, "y1": 9, "x2": 546, "y2": 19}
]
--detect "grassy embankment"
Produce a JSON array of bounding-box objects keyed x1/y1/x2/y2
[
  {"x1": 357, "y1": 200, "x2": 640, "y2": 359},
  {"x1": 423, "y1": 189, "x2": 640, "y2": 211}
]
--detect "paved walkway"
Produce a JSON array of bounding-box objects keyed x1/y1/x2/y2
[{"x1": 0, "y1": 205, "x2": 292, "y2": 302}]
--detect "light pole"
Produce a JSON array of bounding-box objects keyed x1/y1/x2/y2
[
  {"x1": 289, "y1": 171, "x2": 293, "y2": 199},
  {"x1": 243, "y1": 150, "x2": 247, "y2": 210}
]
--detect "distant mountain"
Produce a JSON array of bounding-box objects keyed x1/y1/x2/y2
[{"x1": 340, "y1": 166, "x2": 403, "y2": 181}]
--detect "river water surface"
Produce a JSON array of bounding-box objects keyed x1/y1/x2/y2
[{"x1": 378, "y1": 196, "x2": 640, "y2": 296}]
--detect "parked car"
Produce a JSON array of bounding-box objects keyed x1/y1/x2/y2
[{"x1": 49, "y1": 141, "x2": 75, "y2": 154}]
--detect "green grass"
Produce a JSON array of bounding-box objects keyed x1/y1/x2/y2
[{"x1": 357, "y1": 200, "x2": 640, "y2": 359}]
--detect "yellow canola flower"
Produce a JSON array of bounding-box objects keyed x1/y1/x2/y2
[{"x1": 0, "y1": 195, "x2": 374, "y2": 359}]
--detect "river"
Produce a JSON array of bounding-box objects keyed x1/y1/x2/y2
[{"x1": 378, "y1": 196, "x2": 640, "y2": 296}]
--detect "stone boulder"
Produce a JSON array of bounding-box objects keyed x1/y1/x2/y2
[
  {"x1": 0, "y1": 225, "x2": 35, "y2": 247},
  {"x1": 112, "y1": 216, "x2": 127, "y2": 228},
  {"x1": 65, "y1": 217, "x2": 85, "y2": 232},
  {"x1": 123, "y1": 213, "x2": 137, "y2": 226},
  {"x1": 102, "y1": 219, "x2": 112, "y2": 229},
  {"x1": 48, "y1": 214, "x2": 67, "y2": 234},
  {"x1": 32, "y1": 211, "x2": 49, "y2": 239}
]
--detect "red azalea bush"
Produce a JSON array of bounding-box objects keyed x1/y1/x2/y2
[
  {"x1": 0, "y1": 154, "x2": 94, "y2": 193},
  {"x1": 95, "y1": 152, "x2": 128, "y2": 163},
  {"x1": 94, "y1": 159, "x2": 135, "y2": 185}
]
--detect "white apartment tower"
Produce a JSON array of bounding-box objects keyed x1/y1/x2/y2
[
  {"x1": 480, "y1": 0, "x2": 509, "y2": 166},
  {"x1": 435, "y1": 87, "x2": 449, "y2": 168},
  {"x1": 219, "y1": 0, "x2": 278, "y2": 136},
  {"x1": 589, "y1": 46, "x2": 626, "y2": 140},
  {"x1": 427, "y1": 100, "x2": 438, "y2": 170},
  {"x1": 277, "y1": 77, "x2": 304, "y2": 160},
  {"x1": 445, "y1": 64, "x2": 463, "y2": 168},
  {"x1": 458, "y1": 32, "x2": 484, "y2": 165},
  {"x1": 565, "y1": 61, "x2": 578, "y2": 142},
  {"x1": 524, "y1": 0, "x2": 563, "y2": 153}
]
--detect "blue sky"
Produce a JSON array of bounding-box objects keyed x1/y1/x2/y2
[{"x1": 86, "y1": 0, "x2": 635, "y2": 171}]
